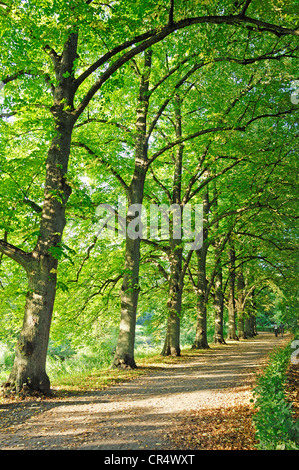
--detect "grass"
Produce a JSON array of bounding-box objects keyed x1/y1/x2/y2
[
  {"x1": 0, "y1": 339, "x2": 233, "y2": 402},
  {"x1": 51, "y1": 368, "x2": 146, "y2": 395},
  {"x1": 47, "y1": 346, "x2": 216, "y2": 399},
  {"x1": 50, "y1": 347, "x2": 200, "y2": 395},
  {"x1": 49, "y1": 344, "x2": 227, "y2": 398}
]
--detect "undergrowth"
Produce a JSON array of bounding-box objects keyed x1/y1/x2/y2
[{"x1": 252, "y1": 339, "x2": 299, "y2": 450}]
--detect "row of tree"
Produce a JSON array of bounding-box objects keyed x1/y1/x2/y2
[{"x1": 0, "y1": 0, "x2": 298, "y2": 394}]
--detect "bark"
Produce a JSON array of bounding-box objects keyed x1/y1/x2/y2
[
  {"x1": 1, "y1": 34, "x2": 78, "y2": 394},
  {"x1": 227, "y1": 241, "x2": 238, "y2": 340},
  {"x1": 213, "y1": 257, "x2": 226, "y2": 344},
  {"x1": 161, "y1": 94, "x2": 183, "y2": 357},
  {"x1": 251, "y1": 291, "x2": 258, "y2": 336},
  {"x1": 192, "y1": 191, "x2": 210, "y2": 349},
  {"x1": 252, "y1": 315, "x2": 258, "y2": 336},
  {"x1": 3, "y1": 256, "x2": 58, "y2": 394},
  {"x1": 113, "y1": 50, "x2": 152, "y2": 369},
  {"x1": 244, "y1": 314, "x2": 252, "y2": 338},
  {"x1": 235, "y1": 270, "x2": 247, "y2": 340},
  {"x1": 113, "y1": 231, "x2": 142, "y2": 369},
  {"x1": 161, "y1": 239, "x2": 183, "y2": 356},
  {"x1": 237, "y1": 315, "x2": 246, "y2": 340},
  {"x1": 245, "y1": 305, "x2": 256, "y2": 337},
  {"x1": 212, "y1": 185, "x2": 226, "y2": 345}
]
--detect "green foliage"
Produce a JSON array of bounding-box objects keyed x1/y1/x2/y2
[
  {"x1": 0, "y1": 0, "x2": 298, "y2": 415},
  {"x1": 252, "y1": 342, "x2": 299, "y2": 450}
]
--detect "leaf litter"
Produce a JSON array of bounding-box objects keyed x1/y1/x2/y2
[{"x1": 0, "y1": 333, "x2": 296, "y2": 450}]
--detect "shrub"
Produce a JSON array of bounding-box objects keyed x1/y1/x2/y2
[{"x1": 252, "y1": 343, "x2": 299, "y2": 450}]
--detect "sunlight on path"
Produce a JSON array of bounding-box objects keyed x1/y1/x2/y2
[{"x1": 0, "y1": 333, "x2": 290, "y2": 450}]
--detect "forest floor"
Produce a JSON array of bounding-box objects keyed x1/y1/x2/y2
[{"x1": 0, "y1": 332, "x2": 296, "y2": 451}]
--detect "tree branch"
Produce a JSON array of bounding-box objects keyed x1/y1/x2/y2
[
  {"x1": 147, "y1": 125, "x2": 243, "y2": 166},
  {"x1": 143, "y1": 255, "x2": 169, "y2": 280},
  {"x1": 242, "y1": 109, "x2": 295, "y2": 127},
  {"x1": 0, "y1": 240, "x2": 31, "y2": 269},
  {"x1": 147, "y1": 59, "x2": 208, "y2": 140},
  {"x1": 73, "y1": 14, "x2": 298, "y2": 119},
  {"x1": 239, "y1": 0, "x2": 253, "y2": 17},
  {"x1": 69, "y1": 235, "x2": 98, "y2": 283},
  {"x1": 149, "y1": 167, "x2": 172, "y2": 203},
  {"x1": 182, "y1": 143, "x2": 211, "y2": 204},
  {"x1": 186, "y1": 157, "x2": 245, "y2": 203},
  {"x1": 236, "y1": 231, "x2": 296, "y2": 251},
  {"x1": 1, "y1": 70, "x2": 32, "y2": 85},
  {"x1": 23, "y1": 197, "x2": 43, "y2": 214},
  {"x1": 168, "y1": 0, "x2": 174, "y2": 25},
  {"x1": 72, "y1": 142, "x2": 130, "y2": 194},
  {"x1": 74, "y1": 118, "x2": 132, "y2": 136}
]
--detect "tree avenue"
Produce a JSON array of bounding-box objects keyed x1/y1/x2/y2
[{"x1": 0, "y1": 0, "x2": 298, "y2": 394}]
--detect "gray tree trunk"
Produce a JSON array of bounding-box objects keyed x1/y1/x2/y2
[
  {"x1": 192, "y1": 191, "x2": 210, "y2": 349},
  {"x1": 161, "y1": 239, "x2": 183, "y2": 356},
  {"x1": 236, "y1": 270, "x2": 247, "y2": 340},
  {"x1": 2, "y1": 34, "x2": 78, "y2": 394},
  {"x1": 161, "y1": 94, "x2": 183, "y2": 357},
  {"x1": 113, "y1": 50, "x2": 152, "y2": 368},
  {"x1": 213, "y1": 259, "x2": 226, "y2": 344},
  {"x1": 227, "y1": 241, "x2": 238, "y2": 341}
]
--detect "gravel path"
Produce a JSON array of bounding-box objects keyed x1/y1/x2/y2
[{"x1": 0, "y1": 332, "x2": 289, "y2": 450}]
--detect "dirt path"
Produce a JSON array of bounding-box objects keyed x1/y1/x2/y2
[{"x1": 0, "y1": 333, "x2": 290, "y2": 450}]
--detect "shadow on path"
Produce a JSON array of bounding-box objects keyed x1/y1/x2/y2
[{"x1": 0, "y1": 332, "x2": 290, "y2": 450}]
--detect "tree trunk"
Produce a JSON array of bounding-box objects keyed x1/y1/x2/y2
[
  {"x1": 251, "y1": 291, "x2": 257, "y2": 336},
  {"x1": 4, "y1": 257, "x2": 58, "y2": 394},
  {"x1": 236, "y1": 270, "x2": 247, "y2": 340},
  {"x1": 1, "y1": 34, "x2": 78, "y2": 394},
  {"x1": 245, "y1": 312, "x2": 255, "y2": 337},
  {"x1": 3, "y1": 124, "x2": 73, "y2": 394},
  {"x1": 213, "y1": 260, "x2": 226, "y2": 344},
  {"x1": 227, "y1": 241, "x2": 238, "y2": 340},
  {"x1": 212, "y1": 183, "x2": 225, "y2": 345},
  {"x1": 253, "y1": 315, "x2": 258, "y2": 336},
  {"x1": 161, "y1": 239, "x2": 183, "y2": 356},
  {"x1": 249, "y1": 314, "x2": 255, "y2": 336},
  {"x1": 161, "y1": 94, "x2": 183, "y2": 357},
  {"x1": 238, "y1": 315, "x2": 246, "y2": 339},
  {"x1": 192, "y1": 191, "x2": 209, "y2": 349},
  {"x1": 113, "y1": 50, "x2": 152, "y2": 369},
  {"x1": 113, "y1": 232, "x2": 142, "y2": 369},
  {"x1": 244, "y1": 314, "x2": 252, "y2": 338},
  {"x1": 193, "y1": 279, "x2": 209, "y2": 349}
]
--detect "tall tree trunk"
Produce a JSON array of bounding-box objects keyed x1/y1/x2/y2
[
  {"x1": 251, "y1": 290, "x2": 257, "y2": 336},
  {"x1": 5, "y1": 256, "x2": 59, "y2": 394},
  {"x1": 213, "y1": 256, "x2": 226, "y2": 344},
  {"x1": 161, "y1": 94, "x2": 183, "y2": 357},
  {"x1": 253, "y1": 315, "x2": 258, "y2": 336},
  {"x1": 113, "y1": 50, "x2": 152, "y2": 369},
  {"x1": 211, "y1": 182, "x2": 225, "y2": 344},
  {"x1": 2, "y1": 34, "x2": 78, "y2": 394},
  {"x1": 244, "y1": 314, "x2": 252, "y2": 338},
  {"x1": 249, "y1": 313, "x2": 255, "y2": 337},
  {"x1": 237, "y1": 314, "x2": 246, "y2": 340},
  {"x1": 192, "y1": 191, "x2": 209, "y2": 349},
  {"x1": 227, "y1": 240, "x2": 238, "y2": 340},
  {"x1": 236, "y1": 270, "x2": 247, "y2": 340},
  {"x1": 112, "y1": 182, "x2": 145, "y2": 369},
  {"x1": 161, "y1": 239, "x2": 183, "y2": 356}
]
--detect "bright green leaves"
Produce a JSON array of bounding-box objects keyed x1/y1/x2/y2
[
  {"x1": 48, "y1": 241, "x2": 76, "y2": 264},
  {"x1": 253, "y1": 344, "x2": 299, "y2": 450},
  {"x1": 0, "y1": 0, "x2": 298, "y2": 380}
]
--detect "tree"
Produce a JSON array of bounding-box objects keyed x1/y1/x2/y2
[
  {"x1": 0, "y1": 0, "x2": 298, "y2": 391},
  {"x1": 226, "y1": 237, "x2": 238, "y2": 340}
]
